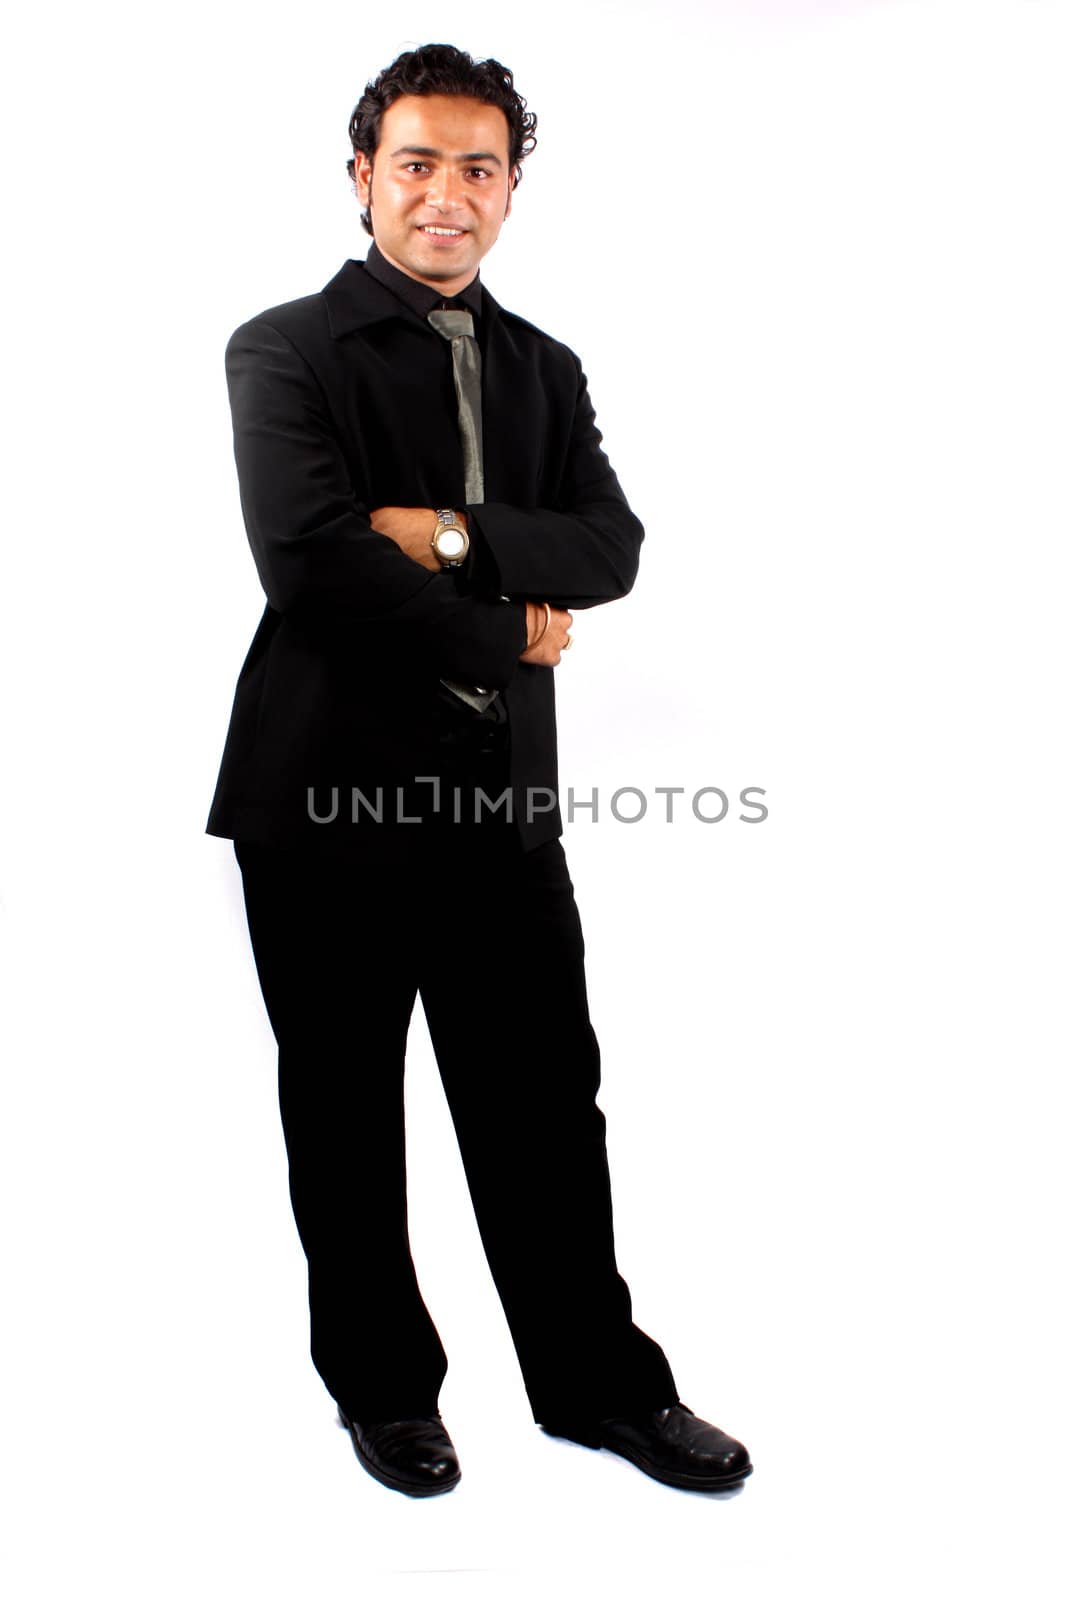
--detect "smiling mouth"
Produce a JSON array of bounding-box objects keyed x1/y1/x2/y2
[{"x1": 418, "y1": 225, "x2": 467, "y2": 238}]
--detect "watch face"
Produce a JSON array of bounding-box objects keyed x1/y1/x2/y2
[{"x1": 435, "y1": 527, "x2": 466, "y2": 558}]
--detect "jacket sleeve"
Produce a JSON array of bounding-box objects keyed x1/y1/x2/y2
[
  {"x1": 225, "y1": 316, "x2": 528, "y2": 688},
  {"x1": 465, "y1": 361, "x2": 644, "y2": 609}
]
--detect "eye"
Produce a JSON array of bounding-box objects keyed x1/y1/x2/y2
[
  {"x1": 405, "y1": 162, "x2": 430, "y2": 174},
  {"x1": 467, "y1": 167, "x2": 491, "y2": 180}
]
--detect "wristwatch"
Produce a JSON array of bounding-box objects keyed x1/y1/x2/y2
[{"x1": 430, "y1": 508, "x2": 470, "y2": 569}]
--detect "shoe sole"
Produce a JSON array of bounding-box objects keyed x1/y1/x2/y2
[
  {"x1": 542, "y1": 1425, "x2": 753, "y2": 1493},
  {"x1": 338, "y1": 1410, "x2": 461, "y2": 1498},
  {"x1": 602, "y1": 1442, "x2": 754, "y2": 1492}
]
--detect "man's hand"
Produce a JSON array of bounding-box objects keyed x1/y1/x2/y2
[
  {"x1": 370, "y1": 506, "x2": 466, "y2": 571},
  {"x1": 520, "y1": 601, "x2": 573, "y2": 666}
]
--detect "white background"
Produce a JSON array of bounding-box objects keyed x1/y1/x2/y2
[{"x1": 2, "y1": 1, "x2": 1065, "y2": 1595}]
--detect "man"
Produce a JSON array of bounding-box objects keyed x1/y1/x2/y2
[{"x1": 207, "y1": 42, "x2": 752, "y2": 1498}]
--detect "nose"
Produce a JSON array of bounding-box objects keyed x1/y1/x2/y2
[{"x1": 426, "y1": 165, "x2": 463, "y2": 213}]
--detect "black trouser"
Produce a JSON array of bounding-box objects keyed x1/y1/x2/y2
[{"x1": 233, "y1": 740, "x2": 678, "y2": 1427}]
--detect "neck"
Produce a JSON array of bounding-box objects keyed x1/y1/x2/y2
[{"x1": 372, "y1": 241, "x2": 478, "y2": 299}]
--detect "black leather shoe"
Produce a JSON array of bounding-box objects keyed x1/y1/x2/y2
[
  {"x1": 542, "y1": 1403, "x2": 752, "y2": 1492},
  {"x1": 337, "y1": 1406, "x2": 461, "y2": 1497}
]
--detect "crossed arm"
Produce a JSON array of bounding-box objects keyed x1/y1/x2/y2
[
  {"x1": 369, "y1": 505, "x2": 573, "y2": 666},
  {"x1": 225, "y1": 317, "x2": 641, "y2": 681}
]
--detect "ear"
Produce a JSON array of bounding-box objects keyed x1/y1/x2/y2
[
  {"x1": 504, "y1": 166, "x2": 518, "y2": 221},
  {"x1": 352, "y1": 151, "x2": 373, "y2": 207}
]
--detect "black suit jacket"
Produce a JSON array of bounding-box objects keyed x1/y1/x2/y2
[{"x1": 205, "y1": 258, "x2": 644, "y2": 852}]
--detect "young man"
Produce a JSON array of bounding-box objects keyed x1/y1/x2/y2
[{"x1": 207, "y1": 43, "x2": 751, "y2": 1498}]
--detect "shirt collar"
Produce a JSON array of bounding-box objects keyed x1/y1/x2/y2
[{"x1": 363, "y1": 240, "x2": 483, "y2": 320}]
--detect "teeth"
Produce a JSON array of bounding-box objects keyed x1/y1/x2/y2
[{"x1": 422, "y1": 226, "x2": 463, "y2": 236}]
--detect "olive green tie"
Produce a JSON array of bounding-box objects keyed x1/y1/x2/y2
[{"x1": 427, "y1": 307, "x2": 496, "y2": 713}]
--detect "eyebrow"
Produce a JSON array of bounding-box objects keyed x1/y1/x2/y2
[{"x1": 387, "y1": 145, "x2": 503, "y2": 166}]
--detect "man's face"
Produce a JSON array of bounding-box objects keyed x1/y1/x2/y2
[{"x1": 353, "y1": 94, "x2": 515, "y2": 294}]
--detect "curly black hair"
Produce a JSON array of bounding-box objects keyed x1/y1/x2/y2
[{"x1": 346, "y1": 43, "x2": 538, "y2": 237}]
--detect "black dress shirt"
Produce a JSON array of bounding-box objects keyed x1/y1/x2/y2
[
  {"x1": 361, "y1": 240, "x2": 490, "y2": 578},
  {"x1": 362, "y1": 239, "x2": 484, "y2": 322},
  {"x1": 361, "y1": 242, "x2": 509, "y2": 738}
]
